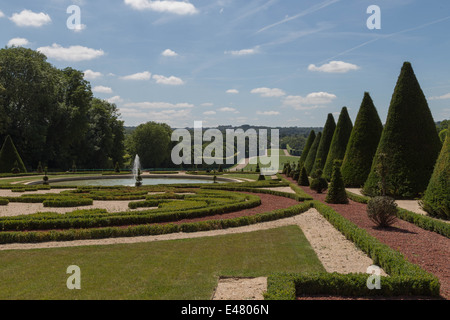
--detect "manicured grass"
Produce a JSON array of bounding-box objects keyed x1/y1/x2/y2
[
  {"x1": 0, "y1": 226, "x2": 324, "y2": 300},
  {"x1": 267, "y1": 149, "x2": 286, "y2": 156}
]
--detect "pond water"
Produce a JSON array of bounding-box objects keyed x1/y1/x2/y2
[{"x1": 49, "y1": 178, "x2": 222, "y2": 187}]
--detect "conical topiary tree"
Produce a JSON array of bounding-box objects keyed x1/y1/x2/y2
[
  {"x1": 0, "y1": 135, "x2": 27, "y2": 173},
  {"x1": 363, "y1": 62, "x2": 442, "y2": 198},
  {"x1": 312, "y1": 114, "x2": 336, "y2": 173},
  {"x1": 298, "y1": 130, "x2": 316, "y2": 167},
  {"x1": 304, "y1": 132, "x2": 322, "y2": 175},
  {"x1": 323, "y1": 107, "x2": 353, "y2": 180},
  {"x1": 420, "y1": 135, "x2": 449, "y2": 219},
  {"x1": 326, "y1": 160, "x2": 349, "y2": 204},
  {"x1": 341, "y1": 92, "x2": 383, "y2": 187},
  {"x1": 298, "y1": 166, "x2": 310, "y2": 186}
]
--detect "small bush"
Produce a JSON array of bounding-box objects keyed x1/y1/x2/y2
[
  {"x1": 367, "y1": 196, "x2": 398, "y2": 228},
  {"x1": 310, "y1": 169, "x2": 328, "y2": 194},
  {"x1": 0, "y1": 198, "x2": 9, "y2": 206}
]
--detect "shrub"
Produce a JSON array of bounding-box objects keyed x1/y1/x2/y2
[
  {"x1": 341, "y1": 92, "x2": 383, "y2": 187},
  {"x1": 0, "y1": 135, "x2": 27, "y2": 174},
  {"x1": 298, "y1": 166, "x2": 309, "y2": 186},
  {"x1": 323, "y1": 107, "x2": 353, "y2": 180},
  {"x1": 298, "y1": 130, "x2": 316, "y2": 167},
  {"x1": 114, "y1": 162, "x2": 120, "y2": 173},
  {"x1": 0, "y1": 198, "x2": 9, "y2": 206},
  {"x1": 257, "y1": 174, "x2": 265, "y2": 181},
  {"x1": 11, "y1": 161, "x2": 20, "y2": 174},
  {"x1": 325, "y1": 160, "x2": 348, "y2": 204},
  {"x1": 292, "y1": 170, "x2": 299, "y2": 181},
  {"x1": 310, "y1": 170, "x2": 328, "y2": 194},
  {"x1": 367, "y1": 196, "x2": 398, "y2": 228},
  {"x1": 363, "y1": 62, "x2": 441, "y2": 198},
  {"x1": 37, "y1": 161, "x2": 43, "y2": 174}
]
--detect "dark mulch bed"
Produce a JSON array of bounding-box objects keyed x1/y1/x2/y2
[
  {"x1": 283, "y1": 175, "x2": 450, "y2": 300},
  {"x1": 161, "y1": 192, "x2": 300, "y2": 225}
]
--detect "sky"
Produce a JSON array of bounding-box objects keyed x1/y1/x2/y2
[{"x1": 1, "y1": 0, "x2": 450, "y2": 128}]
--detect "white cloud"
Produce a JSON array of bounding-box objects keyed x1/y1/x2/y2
[
  {"x1": 251, "y1": 87, "x2": 286, "y2": 98},
  {"x1": 256, "y1": 111, "x2": 280, "y2": 116},
  {"x1": 161, "y1": 49, "x2": 178, "y2": 57},
  {"x1": 225, "y1": 47, "x2": 259, "y2": 56},
  {"x1": 37, "y1": 44, "x2": 104, "y2": 62},
  {"x1": 7, "y1": 38, "x2": 29, "y2": 47},
  {"x1": 152, "y1": 74, "x2": 184, "y2": 85},
  {"x1": 124, "y1": 0, "x2": 198, "y2": 15},
  {"x1": 124, "y1": 102, "x2": 194, "y2": 109},
  {"x1": 203, "y1": 111, "x2": 216, "y2": 115},
  {"x1": 308, "y1": 61, "x2": 360, "y2": 73},
  {"x1": 429, "y1": 93, "x2": 450, "y2": 100},
  {"x1": 219, "y1": 107, "x2": 239, "y2": 113},
  {"x1": 107, "y1": 96, "x2": 124, "y2": 104},
  {"x1": 283, "y1": 92, "x2": 337, "y2": 110},
  {"x1": 93, "y1": 86, "x2": 113, "y2": 94},
  {"x1": 226, "y1": 89, "x2": 239, "y2": 94},
  {"x1": 201, "y1": 102, "x2": 214, "y2": 107},
  {"x1": 83, "y1": 69, "x2": 103, "y2": 80},
  {"x1": 0, "y1": 11, "x2": 5, "y2": 18},
  {"x1": 121, "y1": 71, "x2": 152, "y2": 80},
  {"x1": 10, "y1": 9, "x2": 51, "y2": 27}
]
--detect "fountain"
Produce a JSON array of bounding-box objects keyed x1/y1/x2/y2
[{"x1": 132, "y1": 155, "x2": 143, "y2": 187}]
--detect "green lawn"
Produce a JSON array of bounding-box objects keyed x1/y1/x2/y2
[
  {"x1": 0, "y1": 226, "x2": 324, "y2": 300},
  {"x1": 243, "y1": 155, "x2": 300, "y2": 172}
]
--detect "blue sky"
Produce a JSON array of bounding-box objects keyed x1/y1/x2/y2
[{"x1": 1, "y1": 0, "x2": 450, "y2": 128}]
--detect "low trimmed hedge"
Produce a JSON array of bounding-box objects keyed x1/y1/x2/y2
[
  {"x1": 0, "y1": 202, "x2": 312, "y2": 244},
  {"x1": 43, "y1": 198, "x2": 94, "y2": 208},
  {"x1": 265, "y1": 272, "x2": 441, "y2": 300},
  {"x1": 396, "y1": 208, "x2": 450, "y2": 238},
  {"x1": 346, "y1": 191, "x2": 371, "y2": 204},
  {"x1": 0, "y1": 198, "x2": 9, "y2": 206}
]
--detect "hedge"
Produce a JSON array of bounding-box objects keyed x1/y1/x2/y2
[
  {"x1": 0, "y1": 192, "x2": 261, "y2": 232},
  {"x1": 0, "y1": 202, "x2": 312, "y2": 244}
]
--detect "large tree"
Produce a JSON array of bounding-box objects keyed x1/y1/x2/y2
[
  {"x1": 311, "y1": 113, "x2": 336, "y2": 174},
  {"x1": 0, "y1": 47, "x2": 125, "y2": 170},
  {"x1": 323, "y1": 107, "x2": 353, "y2": 180},
  {"x1": 127, "y1": 122, "x2": 172, "y2": 169},
  {"x1": 341, "y1": 92, "x2": 383, "y2": 187},
  {"x1": 363, "y1": 62, "x2": 442, "y2": 198},
  {"x1": 0, "y1": 47, "x2": 60, "y2": 167}
]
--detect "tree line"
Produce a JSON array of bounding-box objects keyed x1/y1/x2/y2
[{"x1": 0, "y1": 47, "x2": 125, "y2": 171}]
